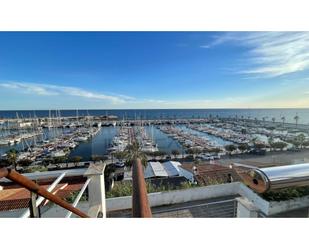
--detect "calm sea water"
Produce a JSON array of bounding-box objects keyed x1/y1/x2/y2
[
  {"x1": 1, "y1": 109, "x2": 309, "y2": 124},
  {"x1": 68, "y1": 126, "x2": 118, "y2": 161}
]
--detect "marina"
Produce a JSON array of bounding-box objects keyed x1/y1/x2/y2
[{"x1": 1, "y1": 111, "x2": 309, "y2": 170}]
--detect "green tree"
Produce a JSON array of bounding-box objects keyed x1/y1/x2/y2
[
  {"x1": 238, "y1": 143, "x2": 250, "y2": 153},
  {"x1": 171, "y1": 149, "x2": 180, "y2": 159},
  {"x1": 291, "y1": 139, "x2": 301, "y2": 149},
  {"x1": 72, "y1": 156, "x2": 82, "y2": 166},
  {"x1": 53, "y1": 156, "x2": 67, "y2": 164},
  {"x1": 186, "y1": 148, "x2": 194, "y2": 157},
  {"x1": 186, "y1": 148, "x2": 201, "y2": 159},
  {"x1": 241, "y1": 128, "x2": 247, "y2": 134},
  {"x1": 159, "y1": 151, "x2": 167, "y2": 160},
  {"x1": 18, "y1": 158, "x2": 33, "y2": 167},
  {"x1": 254, "y1": 143, "x2": 266, "y2": 150},
  {"x1": 6, "y1": 149, "x2": 18, "y2": 170},
  {"x1": 112, "y1": 151, "x2": 126, "y2": 161},
  {"x1": 225, "y1": 144, "x2": 237, "y2": 155},
  {"x1": 152, "y1": 151, "x2": 161, "y2": 160},
  {"x1": 296, "y1": 133, "x2": 306, "y2": 148},
  {"x1": 91, "y1": 155, "x2": 105, "y2": 162},
  {"x1": 294, "y1": 114, "x2": 299, "y2": 127},
  {"x1": 281, "y1": 116, "x2": 286, "y2": 127},
  {"x1": 272, "y1": 117, "x2": 276, "y2": 123},
  {"x1": 268, "y1": 137, "x2": 274, "y2": 150},
  {"x1": 124, "y1": 141, "x2": 147, "y2": 167},
  {"x1": 145, "y1": 151, "x2": 155, "y2": 160},
  {"x1": 272, "y1": 141, "x2": 287, "y2": 151},
  {"x1": 208, "y1": 147, "x2": 222, "y2": 154},
  {"x1": 302, "y1": 141, "x2": 309, "y2": 147}
]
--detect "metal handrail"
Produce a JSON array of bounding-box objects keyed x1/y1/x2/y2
[
  {"x1": 0, "y1": 168, "x2": 89, "y2": 218},
  {"x1": 132, "y1": 158, "x2": 152, "y2": 217}
]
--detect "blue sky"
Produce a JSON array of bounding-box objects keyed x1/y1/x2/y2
[{"x1": 0, "y1": 31, "x2": 309, "y2": 109}]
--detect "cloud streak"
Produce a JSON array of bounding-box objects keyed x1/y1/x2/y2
[
  {"x1": 202, "y1": 32, "x2": 309, "y2": 77},
  {"x1": 0, "y1": 82, "x2": 134, "y2": 104}
]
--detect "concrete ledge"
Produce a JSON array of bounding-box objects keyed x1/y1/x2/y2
[
  {"x1": 107, "y1": 195, "x2": 132, "y2": 211},
  {"x1": 237, "y1": 183, "x2": 269, "y2": 215},
  {"x1": 268, "y1": 195, "x2": 309, "y2": 216},
  {"x1": 106, "y1": 182, "x2": 309, "y2": 216},
  {"x1": 107, "y1": 182, "x2": 241, "y2": 212}
]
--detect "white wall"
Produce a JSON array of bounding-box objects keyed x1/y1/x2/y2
[{"x1": 106, "y1": 182, "x2": 241, "y2": 211}]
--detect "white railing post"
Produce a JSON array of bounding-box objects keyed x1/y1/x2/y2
[
  {"x1": 84, "y1": 162, "x2": 106, "y2": 218},
  {"x1": 65, "y1": 178, "x2": 91, "y2": 218},
  {"x1": 236, "y1": 197, "x2": 259, "y2": 218}
]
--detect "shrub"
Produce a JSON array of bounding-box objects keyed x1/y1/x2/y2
[
  {"x1": 24, "y1": 166, "x2": 48, "y2": 173},
  {"x1": 262, "y1": 186, "x2": 309, "y2": 201},
  {"x1": 65, "y1": 191, "x2": 88, "y2": 203},
  {"x1": 106, "y1": 180, "x2": 197, "y2": 198}
]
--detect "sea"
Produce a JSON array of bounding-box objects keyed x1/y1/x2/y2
[
  {"x1": 1, "y1": 108, "x2": 309, "y2": 124},
  {"x1": 1, "y1": 108, "x2": 309, "y2": 160}
]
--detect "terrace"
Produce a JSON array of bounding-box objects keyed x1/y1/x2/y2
[{"x1": 1, "y1": 159, "x2": 309, "y2": 218}]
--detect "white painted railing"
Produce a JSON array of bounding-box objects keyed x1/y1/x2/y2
[
  {"x1": 20, "y1": 172, "x2": 66, "y2": 218},
  {"x1": 65, "y1": 178, "x2": 92, "y2": 218},
  {"x1": 10, "y1": 162, "x2": 107, "y2": 218}
]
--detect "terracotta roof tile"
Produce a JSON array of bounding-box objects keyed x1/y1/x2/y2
[{"x1": 180, "y1": 162, "x2": 241, "y2": 185}]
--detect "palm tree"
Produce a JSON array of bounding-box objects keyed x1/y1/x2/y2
[
  {"x1": 281, "y1": 116, "x2": 286, "y2": 127},
  {"x1": 297, "y1": 133, "x2": 306, "y2": 149},
  {"x1": 272, "y1": 117, "x2": 276, "y2": 124},
  {"x1": 7, "y1": 149, "x2": 18, "y2": 170},
  {"x1": 294, "y1": 114, "x2": 299, "y2": 127},
  {"x1": 268, "y1": 137, "x2": 274, "y2": 151},
  {"x1": 124, "y1": 141, "x2": 147, "y2": 167}
]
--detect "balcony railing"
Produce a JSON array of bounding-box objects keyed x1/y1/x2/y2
[
  {"x1": 0, "y1": 158, "x2": 153, "y2": 218},
  {"x1": 0, "y1": 162, "x2": 107, "y2": 218}
]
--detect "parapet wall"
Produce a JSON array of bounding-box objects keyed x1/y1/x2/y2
[{"x1": 107, "y1": 182, "x2": 309, "y2": 217}]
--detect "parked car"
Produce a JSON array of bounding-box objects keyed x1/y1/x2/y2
[{"x1": 114, "y1": 162, "x2": 125, "y2": 168}]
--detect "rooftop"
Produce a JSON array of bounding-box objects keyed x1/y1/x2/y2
[{"x1": 180, "y1": 162, "x2": 241, "y2": 185}]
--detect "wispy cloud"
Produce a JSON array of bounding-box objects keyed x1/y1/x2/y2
[
  {"x1": 199, "y1": 45, "x2": 210, "y2": 48},
  {"x1": 0, "y1": 82, "x2": 59, "y2": 96},
  {"x1": 202, "y1": 32, "x2": 309, "y2": 78},
  {"x1": 0, "y1": 82, "x2": 134, "y2": 104}
]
